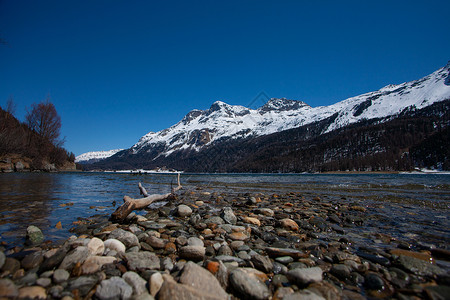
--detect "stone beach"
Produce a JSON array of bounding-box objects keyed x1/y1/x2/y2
[{"x1": 0, "y1": 188, "x2": 449, "y2": 300}]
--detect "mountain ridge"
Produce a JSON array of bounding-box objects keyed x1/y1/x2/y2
[{"x1": 80, "y1": 62, "x2": 450, "y2": 171}]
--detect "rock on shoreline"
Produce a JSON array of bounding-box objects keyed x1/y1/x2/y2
[{"x1": 0, "y1": 189, "x2": 449, "y2": 299}]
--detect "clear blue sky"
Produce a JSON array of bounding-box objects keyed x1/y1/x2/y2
[{"x1": 1, "y1": 1, "x2": 449, "y2": 155}]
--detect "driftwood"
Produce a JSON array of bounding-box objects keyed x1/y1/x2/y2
[{"x1": 111, "y1": 173, "x2": 182, "y2": 222}]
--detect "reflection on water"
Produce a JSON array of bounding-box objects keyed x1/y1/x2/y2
[{"x1": 0, "y1": 172, "x2": 449, "y2": 247}]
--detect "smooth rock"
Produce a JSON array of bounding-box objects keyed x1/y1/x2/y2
[
  {"x1": 104, "y1": 238, "x2": 126, "y2": 253},
  {"x1": 187, "y1": 236, "x2": 204, "y2": 247},
  {"x1": 177, "y1": 204, "x2": 193, "y2": 217},
  {"x1": 229, "y1": 268, "x2": 270, "y2": 300},
  {"x1": 39, "y1": 246, "x2": 69, "y2": 272},
  {"x1": 18, "y1": 286, "x2": 47, "y2": 300},
  {"x1": 251, "y1": 254, "x2": 274, "y2": 273},
  {"x1": 265, "y1": 247, "x2": 307, "y2": 259},
  {"x1": 228, "y1": 232, "x2": 249, "y2": 241},
  {"x1": 255, "y1": 208, "x2": 274, "y2": 217},
  {"x1": 243, "y1": 216, "x2": 261, "y2": 226},
  {"x1": 145, "y1": 235, "x2": 167, "y2": 249},
  {"x1": 179, "y1": 245, "x2": 205, "y2": 261},
  {"x1": 397, "y1": 255, "x2": 446, "y2": 277},
  {"x1": 217, "y1": 244, "x2": 233, "y2": 256},
  {"x1": 220, "y1": 207, "x2": 237, "y2": 224},
  {"x1": 26, "y1": 225, "x2": 44, "y2": 245},
  {"x1": 68, "y1": 275, "x2": 99, "y2": 296},
  {"x1": 123, "y1": 271, "x2": 147, "y2": 296},
  {"x1": 0, "y1": 251, "x2": 5, "y2": 269},
  {"x1": 125, "y1": 251, "x2": 160, "y2": 271},
  {"x1": 87, "y1": 237, "x2": 105, "y2": 255},
  {"x1": 149, "y1": 272, "x2": 163, "y2": 297},
  {"x1": 59, "y1": 246, "x2": 90, "y2": 270},
  {"x1": 0, "y1": 278, "x2": 19, "y2": 298},
  {"x1": 280, "y1": 219, "x2": 299, "y2": 231},
  {"x1": 330, "y1": 264, "x2": 351, "y2": 281},
  {"x1": 179, "y1": 261, "x2": 229, "y2": 299},
  {"x1": 2, "y1": 257, "x2": 20, "y2": 275},
  {"x1": 95, "y1": 276, "x2": 133, "y2": 300},
  {"x1": 365, "y1": 273, "x2": 385, "y2": 290},
  {"x1": 283, "y1": 290, "x2": 326, "y2": 300},
  {"x1": 287, "y1": 267, "x2": 323, "y2": 286},
  {"x1": 36, "y1": 277, "x2": 52, "y2": 288},
  {"x1": 158, "y1": 273, "x2": 227, "y2": 300},
  {"x1": 81, "y1": 256, "x2": 117, "y2": 274},
  {"x1": 205, "y1": 216, "x2": 224, "y2": 225},
  {"x1": 275, "y1": 256, "x2": 294, "y2": 264},
  {"x1": 109, "y1": 229, "x2": 140, "y2": 249},
  {"x1": 21, "y1": 251, "x2": 44, "y2": 270},
  {"x1": 53, "y1": 269, "x2": 70, "y2": 284}
]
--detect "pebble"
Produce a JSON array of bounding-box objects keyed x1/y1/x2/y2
[
  {"x1": 109, "y1": 228, "x2": 140, "y2": 248},
  {"x1": 104, "y1": 238, "x2": 126, "y2": 253},
  {"x1": 123, "y1": 271, "x2": 147, "y2": 296},
  {"x1": 149, "y1": 272, "x2": 163, "y2": 296},
  {"x1": 287, "y1": 267, "x2": 323, "y2": 286},
  {"x1": 53, "y1": 269, "x2": 70, "y2": 284},
  {"x1": 0, "y1": 278, "x2": 19, "y2": 298},
  {"x1": 179, "y1": 245, "x2": 206, "y2": 261},
  {"x1": 176, "y1": 204, "x2": 193, "y2": 217},
  {"x1": 1, "y1": 189, "x2": 447, "y2": 300},
  {"x1": 179, "y1": 261, "x2": 229, "y2": 299},
  {"x1": 125, "y1": 251, "x2": 160, "y2": 271},
  {"x1": 59, "y1": 246, "x2": 90, "y2": 270},
  {"x1": 26, "y1": 225, "x2": 44, "y2": 245},
  {"x1": 221, "y1": 207, "x2": 237, "y2": 224},
  {"x1": 18, "y1": 286, "x2": 47, "y2": 300},
  {"x1": 229, "y1": 268, "x2": 270, "y2": 300},
  {"x1": 280, "y1": 219, "x2": 299, "y2": 231},
  {"x1": 95, "y1": 276, "x2": 133, "y2": 300},
  {"x1": 87, "y1": 237, "x2": 105, "y2": 255},
  {"x1": 0, "y1": 251, "x2": 5, "y2": 269}
]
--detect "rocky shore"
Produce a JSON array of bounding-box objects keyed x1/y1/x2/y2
[{"x1": 0, "y1": 189, "x2": 449, "y2": 299}]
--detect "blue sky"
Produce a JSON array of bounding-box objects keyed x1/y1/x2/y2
[{"x1": 1, "y1": 1, "x2": 449, "y2": 155}]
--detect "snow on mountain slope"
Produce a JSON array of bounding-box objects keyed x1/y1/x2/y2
[
  {"x1": 129, "y1": 63, "x2": 450, "y2": 159},
  {"x1": 75, "y1": 149, "x2": 123, "y2": 163}
]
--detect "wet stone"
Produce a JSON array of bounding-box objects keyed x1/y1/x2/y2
[
  {"x1": 330, "y1": 264, "x2": 351, "y2": 281},
  {"x1": 397, "y1": 255, "x2": 446, "y2": 277},
  {"x1": 21, "y1": 251, "x2": 44, "y2": 270},
  {"x1": 365, "y1": 273, "x2": 385, "y2": 290},
  {"x1": 26, "y1": 225, "x2": 44, "y2": 245},
  {"x1": 287, "y1": 267, "x2": 323, "y2": 286},
  {"x1": 1, "y1": 257, "x2": 20, "y2": 275}
]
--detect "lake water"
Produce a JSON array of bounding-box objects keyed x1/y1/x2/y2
[{"x1": 0, "y1": 172, "x2": 449, "y2": 248}]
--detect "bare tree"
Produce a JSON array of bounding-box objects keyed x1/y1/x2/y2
[
  {"x1": 6, "y1": 96, "x2": 16, "y2": 116},
  {"x1": 25, "y1": 98, "x2": 62, "y2": 146}
]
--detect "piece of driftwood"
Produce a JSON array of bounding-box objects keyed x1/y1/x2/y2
[{"x1": 111, "y1": 173, "x2": 182, "y2": 222}]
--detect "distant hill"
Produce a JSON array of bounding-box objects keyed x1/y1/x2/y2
[
  {"x1": 0, "y1": 107, "x2": 76, "y2": 172},
  {"x1": 82, "y1": 62, "x2": 450, "y2": 172}
]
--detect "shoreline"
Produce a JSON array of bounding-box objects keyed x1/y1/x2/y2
[{"x1": 1, "y1": 188, "x2": 449, "y2": 299}]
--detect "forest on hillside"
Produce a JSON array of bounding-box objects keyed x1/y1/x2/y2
[
  {"x1": 0, "y1": 100, "x2": 75, "y2": 171},
  {"x1": 88, "y1": 100, "x2": 450, "y2": 172}
]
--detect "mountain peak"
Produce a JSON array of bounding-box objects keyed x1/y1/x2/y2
[{"x1": 259, "y1": 98, "x2": 310, "y2": 112}]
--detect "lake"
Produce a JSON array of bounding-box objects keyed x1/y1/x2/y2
[{"x1": 0, "y1": 172, "x2": 449, "y2": 248}]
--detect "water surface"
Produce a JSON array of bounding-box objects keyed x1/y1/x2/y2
[{"x1": 0, "y1": 172, "x2": 449, "y2": 248}]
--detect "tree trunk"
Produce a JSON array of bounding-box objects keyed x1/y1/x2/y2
[{"x1": 111, "y1": 173, "x2": 182, "y2": 222}]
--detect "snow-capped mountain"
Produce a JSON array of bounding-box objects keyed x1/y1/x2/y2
[
  {"x1": 75, "y1": 149, "x2": 123, "y2": 164},
  {"x1": 130, "y1": 62, "x2": 450, "y2": 158}
]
